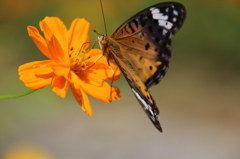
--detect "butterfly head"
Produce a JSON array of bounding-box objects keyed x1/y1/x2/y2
[{"x1": 98, "y1": 34, "x2": 120, "y2": 60}]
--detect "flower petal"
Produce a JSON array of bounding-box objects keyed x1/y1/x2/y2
[
  {"x1": 110, "y1": 86, "x2": 121, "y2": 101},
  {"x1": 40, "y1": 17, "x2": 69, "y2": 58},
  {"x1": 52, "y1": 76, "x2": 69, "y2": 98},
  {"x1": 68, "y1": 18, "x2": 90, "y2": 51},
  {"x1": 70, "y1": 72, "x2": 92, "y2": 116},
  {"x1": 85, "y1": 49, "x2": 121, "y2": 81},
  {"x1": 51, "y1": 63, "x2": 70, "y2": 77},
  {"x1": 47, "y1": 35, "x2": 69, "y2": 65},
  {"x1": 79, "y1": 73, "x2": 121, "y2": 103},
  {"x1": 18, "y1": 60, "x2": 54, "y2": 90},
  {"x1": 27, "y1": 26, "x2": 52, "y2": 59}
]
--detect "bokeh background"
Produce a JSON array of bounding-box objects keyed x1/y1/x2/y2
[{"x1": 1, "y1": 0, "x2": 240, "y2": 158}]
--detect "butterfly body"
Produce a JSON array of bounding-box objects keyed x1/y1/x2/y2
[{"x1": 99, "y1": 2, "x2": 186, "y2": 132}]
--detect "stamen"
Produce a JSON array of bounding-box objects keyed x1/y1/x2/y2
[{"x1": 69, "y1": 49, "x2": 87, "y2": 72}]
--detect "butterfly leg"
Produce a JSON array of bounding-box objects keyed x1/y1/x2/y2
[
  {"x1": 108, "y1": 66, "x2": 119, "y2": 102},
  {"x1": 79, "y1": 39, "x2": 98, "y2": 55},
  {"x1": 106, "y1": 60, "x2": 114, "y2": 74},
  {"x1": 75, "y1": 54, "x2": 104, "y2": 73}
]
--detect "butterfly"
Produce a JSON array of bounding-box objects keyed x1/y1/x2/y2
[{"x1": 98, "y1": 2, "x2": 186, "y2": 132}]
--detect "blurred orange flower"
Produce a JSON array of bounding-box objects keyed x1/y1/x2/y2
[
  {"x1": 18, "y1": 17, "x2": 121, "y2": 116},
  {"x1": 3, "y1": 144, "x2": 53, "y2": 159}
]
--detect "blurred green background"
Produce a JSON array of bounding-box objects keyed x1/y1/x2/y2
[{"x1": 1, "y1": 0, "x2": 240, "y2": 158}]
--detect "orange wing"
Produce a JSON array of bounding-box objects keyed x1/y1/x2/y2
[
  {"x1": 102, "y1": 36, "x2": 162, "y2": 131},
  {"x1": 99, "y1": 2, "x2": 186, "y2": 132}
]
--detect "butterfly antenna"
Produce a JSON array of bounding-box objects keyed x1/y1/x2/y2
[
  {"x1": 100, "y1": 0, "x2": 108, "y2": 35},
  {"x1": 93, "y1": 30, "x2": 101, "y2": 36}
]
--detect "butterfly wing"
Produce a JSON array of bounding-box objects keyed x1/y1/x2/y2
[
  {"x1": 104, "y1": 37, "x2": 162, "y2": 131},
  {"x1": 99, "y1": 2, "x2": 186, "y2": 132},
  {"x1": 111, "y1": 2, "x2": 186, "y2": 87}
]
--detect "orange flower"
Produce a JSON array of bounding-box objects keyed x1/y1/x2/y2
[{"x1": 18, "y1": 17, "x2": 121, "y2": 116}]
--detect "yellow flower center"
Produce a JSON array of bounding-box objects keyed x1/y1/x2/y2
[{"x1": 69, "y1": 49, "x2": 89, "y2": 72}]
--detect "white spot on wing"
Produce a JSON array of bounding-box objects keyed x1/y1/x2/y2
[
  {"x1": 173, "y1": 17, "x2": 177, "y2": 22},
  {"x1": 158, "y1": 21, "x2": 173, "y2": 30},
  {"x1": 154, "y1": 14, "x2": 168, "y2": 21},
  {"x1": 150, "y1": 8, "x2": 168, "y2": 20},
  {"x1": 131, "y1": 88, "x2": 154, "y2": 116},
  {"x1": 150, "y1": 7, "x2": 156, "y2": 11},
  {"x1": 173, "y1": 10, "x2": 178, "y2": 16},
  {"x1": 150, "y1": 8, "x2": 173, "y2": 30},
  {"x1": 165, "y1": 7, "x2": 169, "y2": 13},
  {"x1": 163, "y1": 29, "x2": 168, "y2": 35}
]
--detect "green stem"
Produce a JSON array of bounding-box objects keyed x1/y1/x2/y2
[{"x1": 0, "y1": 89, "x2": 37, "y2": 99}]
